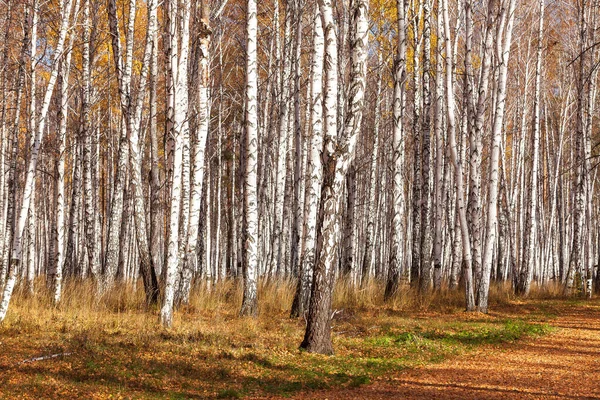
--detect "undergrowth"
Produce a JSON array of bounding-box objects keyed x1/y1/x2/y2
[{"x1": 0, "y1": 278, "x2": 564, "y2": 399}]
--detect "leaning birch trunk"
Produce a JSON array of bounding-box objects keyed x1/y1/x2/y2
[
  {"x1": 301, "y1": 0, "x2": 367, "y2": 354},
  {"x1": 290, "y1": 5, "x2": 324, "y2": 318},
  {"x1": 517, "y1": 0, "x2": 543, "y2": 296},
  {"x1": 240, "y1": 0, "x2": 259, "y2": 317},
  {"x1": 0, "y1": 0, "x2": 74, "y2": 322},
  {"x1": 477, "y1": 0, "x2": 517, "y2": 312},
  {"x1": 442, "y1": 0, "x2": 475, "y2": 310},
  {"x1": 161, "y1": 0, "x2": 191, "y2": 327},
  {"x1": 180, "y1": 1, "x2": 211, "y2": 305},
  {"x1": 386, "y1": 0, "x2": 407, "y2": 300}
]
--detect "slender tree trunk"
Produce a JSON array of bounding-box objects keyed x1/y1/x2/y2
[
  {"x1": 180, "y1": 1, "x2": 212, "y2": 304},
  {"x1": 477, "y1": 0, "x2": 517, "y2": 312},
  {"x1": 128, "y1": 0, "x2": 160, "y2": 304},
  {"x1": 161, "y1": 0, "x2": 191, "y2": 327},
  {"x1": 240, "y1": 0, "x2": 259, "y2": 317},
  {"x1": 103, "y1": 0, "x2": 135, "y2": 292},
  {"x1": 418, "y1": 0, "x2": 433, "y2": 293},
  {"x1": 291, "y1": 0, "x2": 304, "y2": 280},
  {"x1": 25, "y1": 0, "x2": 38, "y2": 296},
  {"x1": 149, "y1": 11, "x2": 162, "y2": 281},
  {"x1": 291, "y1": 5, "x2": 324, "y2": 318},
  {"x1": 517, "y1": 0, "x2": 543, "y2": 296},
  {"x1": 361, "y1": 49, "x2": 383, "y2": 285},
  {"x1": 443, "y1": 0, "x2": 475, "y2": 310},
  {"x1": 81, "y1": 0, "x2": 99, "y2": 280},
  {"x1": 385, "y1": 0, "x2": 407, "y2": 300},
  {"x1": 432, "y1": 9, "x2": 445, "y2": 290}
]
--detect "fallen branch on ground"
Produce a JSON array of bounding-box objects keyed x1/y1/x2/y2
[{"x1": 19, "y1": 352, "x2": 73, "y2": 365}]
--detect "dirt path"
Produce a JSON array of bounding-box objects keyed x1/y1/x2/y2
[{"x1": 283, "y1": 304, "x2": 600, "y2": 399}]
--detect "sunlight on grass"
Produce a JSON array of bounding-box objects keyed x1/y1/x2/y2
[{"x1": 0, "y1": 279, "x2": 561, "y2": 399}]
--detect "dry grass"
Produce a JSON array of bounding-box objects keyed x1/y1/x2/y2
[{"x1": 0, "y1": 278, "x2": 569, "y2": 399}]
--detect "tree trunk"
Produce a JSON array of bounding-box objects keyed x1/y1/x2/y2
[
  {"x1": 291, "y1": 5, "x2": 324, "y2": 318},
  {"x1": 385, "y1": 0, "x2": 407, "y2": 300},
  {"x1": 240, "y1": 0, "x2": 259, "y2": 317}
]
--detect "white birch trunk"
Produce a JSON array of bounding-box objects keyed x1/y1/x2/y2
[
  {"x1": 477, "y1": 0, "x2": 517, "y2": 312},
  {"x1": 103, "y1": 0, "x2": 135, "y2": 291},
  {"x1": 26, "y1": 0, "x2": 38, "y2": 296},
  {"x1": 161, "y1": 0, "x2": 191, "y2": 327},
  {"x1": 386, "y1": 0, "x2": 407, "y2": 299},
  {"x1": 517, "y1": 0, "x2": 543, "y2": 296},
  {"x1": 291, "y1": 5, "x2": 324, "y2": 317},
  {"x1": 361, "y1": 49, "x2": 383, "y2": 284},
  {"x1": 53, "y1": 47, "x2": 73, "y2": 304},
  {"x1": 240, "y1": 0, "x2": 259, "y2": 317},
  {"x1": 181, "y1": 1, "x2": 211, "y2": 304},
  {"x1": 443, "y1": 0, "x2": 475, "y2": 310}
]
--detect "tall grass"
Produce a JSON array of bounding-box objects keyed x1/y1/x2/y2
[{"x1": 5, "y1": 276, "x2": 574, "y2": 330}]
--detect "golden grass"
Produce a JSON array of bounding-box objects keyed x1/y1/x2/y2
[{"x1": 0, "y1": 277, "x2": 575, "y2": 399}]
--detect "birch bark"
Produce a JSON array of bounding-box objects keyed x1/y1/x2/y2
[
  {"x1": 517, "y1": 0, "x2": 543, "y2": 296},
  {"x1": 478, "y1": 0, "x2": 517, "y2": 312},
  {"x1": 240, "y1": 0, "x2": 259, "y2": 317},
  {"x1": 301, "y1": 0, "x2": 367, "y2": 354},
  {"x1": 291, "y1": 6, "x2": 324, "y2": 318},
  {"x1": 161, "y1": 0, "x2": 191, "y2": 326},
  {"x1": 386, "y1": 0, "x2": 407, "y2": 300}
]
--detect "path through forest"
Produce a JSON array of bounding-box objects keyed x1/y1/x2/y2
[{"x1": 282, "y1": 304, "x2": 600, "y2": 399}]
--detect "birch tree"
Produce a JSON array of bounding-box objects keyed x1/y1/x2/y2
[
  {"x1": 301, "y1": 0, "x2": 368, "y2": 354},
  {"x1": 291, "y1": 5, "x2": 324, "y2": 318},
  {"x1": 161, "y1": 0, "x2": 192, "y2": 327},
  {"x1": 385, "y1": 0, "x2": 407, "y2": 300},
  {"x1": 179, "y1": 1, "x2": 212, "y2": 305},
  {"x1": 516, "y1": 0, "x2": 543, "y2": 296},
  {"x1": 477, "y1": 0, "x2": 517, "y2": 312},
  {"x1": 240, "y1": 0, "x2": 259, "y2": 317}
]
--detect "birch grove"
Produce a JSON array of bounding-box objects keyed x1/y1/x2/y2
[{"x1": 0, "y1": 0, "x2": 598, "y2": 355}]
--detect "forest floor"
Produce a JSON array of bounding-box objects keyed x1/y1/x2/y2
[
  {"x1": 0, "y1": 280, "x2": 598, "y2": 399},
  {"x1": 278, "y1": 299, "x2": 600, "y2": 400}
]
